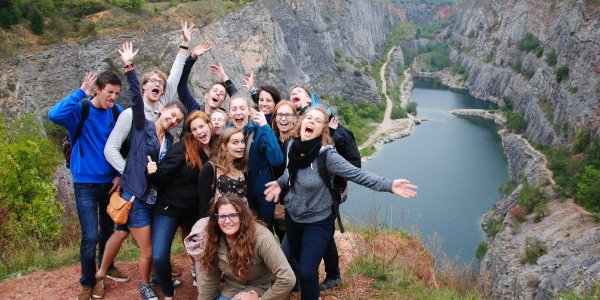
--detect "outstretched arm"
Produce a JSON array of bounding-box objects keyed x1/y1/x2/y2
[
  {"x1": 178, "y1": 41, "x2": 213, "y2": 113},
  {"x1": 119, "y1": 42, "x2": 143, "y2": 129},
  {"x1": 161, "y1": 20, "x2": 196, "y2": 106}
]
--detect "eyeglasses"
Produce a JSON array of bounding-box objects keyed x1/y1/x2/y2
[
  {"x1": 276, "y1": 113, "x2": 294, "y2": 120},
  {"x1": 215, "y1": 212, "x2": 240, "y2": 223},
  {"x1": 148, "y1": 78, "x2": 165, "y2": 86}
]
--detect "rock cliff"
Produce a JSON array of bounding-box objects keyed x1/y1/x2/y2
[{"x1": 451, "y1": 0, "x2": 600, "y2": 146}]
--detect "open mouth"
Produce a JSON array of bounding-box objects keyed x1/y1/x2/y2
[
  {"x1": 291, "y1": 96, "x2": 300, "y2": 103},
  {"x1": 151, "y1": 88, "x2": 160, "y2": 97},
  {"x1": 212, "y1": 97, "x2": 220, "y2": 103},
  {"x1": 304, "y1": 127, "x2": 314, "y2": 134},
  {"x1": 197, "y1": 133, "x2": 209, "y2": 143},
  {"x1": 234, "y1": 117, "x2": 244, "y2": 125}
]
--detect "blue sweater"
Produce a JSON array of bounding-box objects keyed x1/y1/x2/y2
[{"x1": 48, "y1": 89, "x2": 123, "y2": 183}]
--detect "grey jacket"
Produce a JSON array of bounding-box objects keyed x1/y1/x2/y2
[{"x1": 277, "y1": 145, "x2": 393, "y2": 223}]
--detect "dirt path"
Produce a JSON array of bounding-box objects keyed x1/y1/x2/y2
[{"x1": 359, "y1": 47, "x2": 413, "y2": 151}]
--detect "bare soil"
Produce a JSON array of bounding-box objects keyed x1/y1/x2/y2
[{"x1": 0, "y1": 232, "x2": 434, "y2": 299}]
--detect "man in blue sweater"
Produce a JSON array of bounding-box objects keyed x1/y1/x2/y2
[{"x1": 48, "y1": 71, "x2": 124, "y2": 300}]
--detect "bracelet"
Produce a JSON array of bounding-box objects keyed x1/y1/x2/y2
[
  {"x1": 250, "y1": 88, "x2": 258, "y2": 95},
  {"x1": 179, "y1": 45, "x2": 189, "y2": 50},
  {"x1": 124, "y1": 64, "x2": 134, "y2": 73}
]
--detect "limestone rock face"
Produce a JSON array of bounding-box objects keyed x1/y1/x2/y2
[
  {"x1": 479, "y1": 131, "x2": 600, "y2": 298},
  {"x1": 452, "y1": 0, "x2": 600, "y2": 146}
]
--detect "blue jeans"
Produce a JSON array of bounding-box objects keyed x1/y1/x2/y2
[
  {"x1": 73, "y1": 182, "x2": 114, "y2": 287},
  {"x1": 285, "y1": 213, "x2": 334, "y2": 300},
  {"x1": 281, "y1": 235, "x2": 300, "y2": 291},
  {"x1": 151, "y1": 214, "x2": 180, "y2": 297}
]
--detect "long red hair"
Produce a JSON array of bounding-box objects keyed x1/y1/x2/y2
[{"x1": 184, "y1": 111, "x2": 213, "y2": 169}]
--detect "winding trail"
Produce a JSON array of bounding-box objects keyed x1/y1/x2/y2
[{"x1": 359, "y1": 46, "x2": 413, "y2": 151}]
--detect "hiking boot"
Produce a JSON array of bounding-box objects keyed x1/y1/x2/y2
[
  {"x1": 150, "y1": 274, "x2": 181, "y2": 287},
  {"x1": 92, "y1": 279, "x2": 104, "y2": 299},
  {"x1": 77, "y1": 285, "x2": 93, "y2": 300},
  {"x1": 319, "y1": 277, "x2": 342, "y2": 290},
  {"x1": 106, "y1": 266, "x2": 129, "y2": 282},
  {"x1": 139, "y1": 283, "x2": 158, "y2": 300}
]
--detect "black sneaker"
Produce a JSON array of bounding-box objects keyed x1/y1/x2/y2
[
  {"x1": 150, "y1": 274, "x2": 181, "y2": 287},
  {"x1": 319, "y1": 277, "x2": 342, "y2": 290}
]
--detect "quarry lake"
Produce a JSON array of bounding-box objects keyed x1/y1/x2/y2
[{"x1": 343, "y1": 79, "x2": 509, "y2": 265}]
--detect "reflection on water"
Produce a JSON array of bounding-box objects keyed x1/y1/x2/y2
[{"x1": 343, "y1": 79, "x2": 507, "y2": 265}]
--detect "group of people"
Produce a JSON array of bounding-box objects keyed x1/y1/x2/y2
[{"x1": 48, "y1": 21, "x2": 417, "y2": 300}]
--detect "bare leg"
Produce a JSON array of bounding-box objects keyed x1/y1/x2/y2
[
  {"x1": 96, "y1": 230, "x2": 129, "y2": 278},
  {"x1": 129, "y1": 226, "x2": 153, "y2": 283}
]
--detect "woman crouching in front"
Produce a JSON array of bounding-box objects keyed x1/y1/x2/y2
[{"x1": 199, "y1": 193, "x2": 295, "y2": 300}]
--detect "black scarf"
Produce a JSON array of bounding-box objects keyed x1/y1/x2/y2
[{"x1": 288, "y1": 136, "x2": 322, "y2": 190}]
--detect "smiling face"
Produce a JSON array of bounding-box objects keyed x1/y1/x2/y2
[
  {"x1": 94, "y1": 84, "x2": 121, "y2": 109},
  {"x1": 228, "y1": 97, "x2": 250, "y2": 129},
  {"x1": 223, "y1": 131, "x2": 245, "y2": 161},
  {"x1": 258, "y1": 90, "x2": 276, "y2": 115},
  {"x1": 300, "y1": 109, "x2": 327, "y2": 141},
  {"x1": 190, "y1": 118, "x2": 211, "y2": 145},
  {"x1": 157, "y1": 106, "x2": 184, "y2": 130},
  {"x1": 217, "y1": 203, "x2": 241, "y2": 237},
  {"x1": 275, "y1": 104, "x2": 296, "y2": 134},
  {"x1": 205, "y1": 83, "x2": 226, "y2": 109},
  {"x1": 210, "y1": 110, "x2": 228, "y2": 135},
  {"x1": 142, "y1": 74, "x2": 165, "y2": 103},
  {"x1": 290, "y1": 86, "x2": 311, "y2": 110}
]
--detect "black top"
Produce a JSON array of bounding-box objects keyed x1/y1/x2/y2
[{"x1": 150, "y1": 141, "x2": 209, "y2": 218}]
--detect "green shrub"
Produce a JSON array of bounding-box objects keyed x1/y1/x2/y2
[
  {"x1": 0, "y1": 4, "x2": 20, "y2": 29},
  {"x1": 113, "y1": 0, "x2": 145, "y2": 13},
  {"x1": 407, "y1": 102, "x2": 417, "y2": 116},
  {"x1": 520, "y1": 237, "x2": 547, "y2": 264},
  {"x1": 506, "y1": 111, "x2": 525, "y2": 134},
  {"x1": 498, "y1": 180, "x2": 516, "y2": 196},
  {"x1": 555, "y1": 65, "x2": 570, "y2": 83},
  {"x1": 0, "y1": 114, "x2": 64, "y2": 271},
  {"x1": 546, "y1": 49, "x2": 557, "y2": 66},
  {"x1": 452, "y1": 63, "x2": 466, "y2": 74},
  {"x1": 29, "y1": 8, "x2": 44, "y2": 35},
  {"x1": 486, "y1": 218, "x2": 503, "y2": 238},
  {"x1": 521, "y1": 68, "x2": 535, "y2": 79},
  {"x1": 573, "y1": 128, "x2": 591, "y2": 153},
  {"x1": 391, "y1": 106, "x2": 408, "y2": 119},
  {"x1": 517, "y1": 33, "x2": 541, "y2": 52},
  {"x1": 576, "y1": 166, "x2": 600, "y2": 212},
  {"x1": 546, "y1": 147, "x2": 583, "y2": 196},
  {"x1": 518, "y1": 183, "x2": 547, "y2": 214},
  {"x1": 535, "y1": 47, "x2": 544, "y2": 58},
  {"x1": 475, "y1": 241, "x2": 488, "y2": 262}
]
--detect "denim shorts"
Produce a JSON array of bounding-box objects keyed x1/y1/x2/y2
[{"x1": 115, "y1": 189, "x2": 154, "y2": 231}]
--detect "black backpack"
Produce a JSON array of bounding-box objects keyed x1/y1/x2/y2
[{"x1": 62, "y1": 98, "x2": 121, "y2": 168}]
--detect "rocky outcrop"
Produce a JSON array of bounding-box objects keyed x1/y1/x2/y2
[
  {"x1": 479, "y1": 130, "x2": 600, "y2": 298},
  {"x1": 452, "y1": 0, "x2": 600, "y2": 146},
  {"x1": 449, "y1": 109, "x2": 506, "y2": 125}
]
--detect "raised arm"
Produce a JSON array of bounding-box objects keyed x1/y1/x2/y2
[
  {"x1": 242, "y1": 71, "x2": 259, "y2": 104},
  {"x1": 160, "y1": 20, "x2": 195, "y2": 106},
  {"x1": 177, "y1": 41, "x2": 213, "y2": 113},
  {"x1": 119, "y1": 42, "x2": 143, "y2": 129},
  {"x1": 209, "y1": 63, "x2": 239, "y2": 96},
  {"x1": 48, "y1": 72, "x2": 97, "y2": 129}
]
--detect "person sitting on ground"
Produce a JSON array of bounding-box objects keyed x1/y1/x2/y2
[
  {"x1": 199, "y1": 193, "x2": 295, "y2": 300},
  {"x1": 96, "y1": 42, "x2": 187, "y2": 300}
]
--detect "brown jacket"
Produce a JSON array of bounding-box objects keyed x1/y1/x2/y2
[{"x1": 199, "y1": 224, "x2": 295, "y2": 300}]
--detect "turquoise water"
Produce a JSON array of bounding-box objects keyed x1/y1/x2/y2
[{"x1": 343, "y1": 79, "x2": 508, "y2": 265}]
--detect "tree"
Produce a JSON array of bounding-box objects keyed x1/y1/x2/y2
[
  {"x1": 576, "y1": 166, "x2": 600, "y2": 212},
  {"x1": 0, "y1": 114, "x2": 63, "y2": 269},
  {"x1": 29, "y1": 8, "x2": 44, "y2": 35}
]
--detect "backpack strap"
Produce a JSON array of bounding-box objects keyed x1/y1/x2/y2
[
  {"x1": 317, "y1": 149, "x2": 345, "y2": 233},
  {"x1": 73, "y1": 98, "x2": 91, "y2": 157}
]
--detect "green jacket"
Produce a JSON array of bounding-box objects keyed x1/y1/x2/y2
[{"x1": 199, "y1": 224, "x2": 295, "y2": 300}]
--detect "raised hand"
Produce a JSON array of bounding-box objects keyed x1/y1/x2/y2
[
  {"x1": 209, "y1": 63, "x2": 229, "y2": 82},
  {"x1": 242, "y1": 71, "x2": 255, "y2": 91},
  {"x1": 391, "y1": 179, "x2": 418, "y2": 198},
  {"x1": 147, "y1": 155, "x2": 157, "y2": 175},
  {"x1": 80, "y1": 72, "x2": 97, "y2": 97},
  {"x1": 328, "y1": 116, "x2": 339, "y2": 130},
  {"x1": 191, "y1": 41, "x2": 213, "y2": 60},
  {"x1": 264, "y1": 181, "x2": 281, "y2": 202},
  {"x1": 253, "y1": 111, "x2": 267, "y2": 127},
  {"x1": 118, "y1": 41, "x2": 139, "y2": 66},
  {"x1": 180, "y1": 20, "x2": 196, "y2": 44}
]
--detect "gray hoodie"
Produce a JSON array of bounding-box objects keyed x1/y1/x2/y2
[{"x1": 277, "y1": 145, "x2": 393, "y2": 223}]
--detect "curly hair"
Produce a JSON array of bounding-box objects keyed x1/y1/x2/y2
[
  {"x1": 210, "y1": 127, "x2": 248, "y2": 174},
  {"x1": 183, "y1": 111, "x2": 213, "y2": 169},
  {"x1": 201, "y1": 193, "x2": 257, "y2": 279}
]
